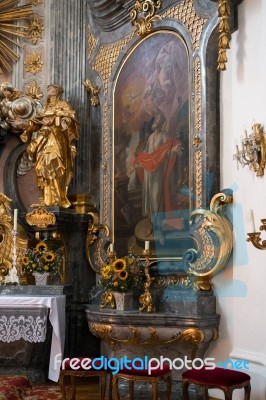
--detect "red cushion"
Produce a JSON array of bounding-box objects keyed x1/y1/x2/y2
[
  {"x1": 182, "y1": 367, "x2": 250, "y2": 388},
  {"x1": 119, "y1": 361, "x2": 171, "y2": 377},
  {"x1": 62, "y1": 357, "x2": 103, "y2": 370}
]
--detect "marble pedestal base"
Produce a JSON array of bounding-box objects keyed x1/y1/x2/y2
[{"x1": 86, "y1": 288, "x2": 219, "y2": 399}]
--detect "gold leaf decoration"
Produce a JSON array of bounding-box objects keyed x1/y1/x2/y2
[
  {"x1": 217, "y1": 0, "x2": 231, "y2": 71},
  {"x1": 24, "y1": 51, "x2": 43, "y2": 74},
  {"x1": 0, "y1": 0, "x2": 33, "y2": 73},
  {"x1": 130, "y1": 0, "x2": 162, "y2": 36},
  {"x1": 25, "y1": 80, "x2": 43, "y2": 100},
  {"x1": 27, "y1": 0, "x2": 43, "y2": 5},
  {"x1": 27, "y1": 13, "x2": 44, "y2": 45}
]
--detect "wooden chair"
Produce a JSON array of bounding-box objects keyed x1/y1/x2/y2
[
  {"x1": 182, "y1": 366, "x2": 251, "y2": 400},
  {"x1": 112, "y1": 361, "x2": 172, "y2": 400},
  {"x1": 59, "y1": 357, "x2": 112, "y2": 400}
]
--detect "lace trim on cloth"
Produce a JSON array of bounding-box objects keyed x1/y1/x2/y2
[
  {"x1": 0, "y1": 315, "x2": 47, "y2": 343},
  {"x1": 0, "y1": 306, "x2": 48, "y2": 343}
]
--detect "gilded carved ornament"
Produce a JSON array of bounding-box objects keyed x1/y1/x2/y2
[
  {"x1": 130, "y1": 0, "x2": 162, "y2": 36},
  {"x1": 0, "y1": 193, "x2": 28, "y2": 280},
  {"x1": 0, "y1": 0, "x2": 33, "y2": 73},
  {"x1": 188, "y1": 192, "x2": 233, "y2": 284},
  {"x1": 86, "y1": 191, "x2": 233, "y2": 291},
  {"x1": 24, "y1": 51, "x2": 43, "y2": 74},
  {"x1": 86, "y1": 212, "x2": 110, "y2": 272},
  {"x1": 27, "y1": 13, "x2": 44, "y2": 45},
  {"x1": 25, "y1": 80, "x2": 43, "y2": 100},
  {"x1": 83, "y1": 79, "x2": 100, "y2": 106},
  {"x1": 25, "y1": 207, "x2": 56, "y2": 229},
  {"x1": 90, "y1": 323, "x2": 204, "y2": 350},
  {"x1": 217, "y1": 0, "x2": 231, "y2": 71},
  {"x1": 161, "y1": 0, "x2": 207, "y2": 50},
  {"x1": 27, "y1": 0, "x2": 43, "y2": 5}
]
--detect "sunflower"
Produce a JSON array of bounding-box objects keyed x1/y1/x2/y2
[
  {"x1": 118, "y1": 270, "x2": 128, "y2": 280},
  {"x1": 101, "y1": 265, "x2": 111, "y2": 278},
  {"x1": 21, "y1": 256, "x2": 29, "y2": 265},
  {"x1": 99, "y1": 254, "x2": 145, "y2": 293},
  {"x1": 20, "y1": 239, "x2": 65, "y2": 276},
  {"x1": 44, "y1": 252, "x2": 55, "y2": 262},
  {"x1": 113, "y1": 259, "x2": 126, "y2": 271},
  {"x1": 36, "y1": 242, "x2": 48, "y2": 252}
]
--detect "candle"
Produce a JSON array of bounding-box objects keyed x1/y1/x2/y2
[
  {"x1": 250, "y1": 210, "x2": 256, "y2": 232},
  {"x1": 109, "y1": 243, "x2": 114, "y2": 252},
  {"x1": 13, "y1": 209, "x2": 18, "y2": 231},
  {"x1": 145, "y1": 240, "x2": 149, "y2": 251}
]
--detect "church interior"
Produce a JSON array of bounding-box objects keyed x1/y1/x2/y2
[{"x1": 0, "y1": 0, "x2": 265, "y2": 399}]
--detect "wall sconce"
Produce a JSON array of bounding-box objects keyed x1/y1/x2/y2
[
  {"x1": 233, "y1": 123, "x2": 266, "y2": 177},
  {"x1": 247, "y1": 219, "x2": 266, "y2": 250}
]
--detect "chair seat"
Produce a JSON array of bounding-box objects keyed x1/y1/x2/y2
[{"x1": 182, "y1": 367, "x2": 251, "y2": 388}]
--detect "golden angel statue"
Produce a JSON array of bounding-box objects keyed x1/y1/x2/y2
[{"x1": 21, "y1": 84, "x2": 80, "y2": 208}]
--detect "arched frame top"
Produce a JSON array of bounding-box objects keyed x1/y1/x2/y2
[{"x1": 87, "y1": 0, "x2": 235, "y2": 280}]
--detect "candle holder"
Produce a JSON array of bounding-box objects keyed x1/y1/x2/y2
[
  {"x1": 100, "y1": 245, "x2": 116, "y2": 309},
  {"x1": 107, "y1": 248, "x2": 116, "y2": 264},
  {"x1": 139, "y1": 249, "x2": 156, "y2": 313},
  {"x1": 233, "y1": 123, "x2": 266, "y2": 177},
  {"x1": 247, "y1": 219, "x2": 266, "y2": 250},
  {"x1": 5, "y1": 229, "x2": 20, "y2": 284}
]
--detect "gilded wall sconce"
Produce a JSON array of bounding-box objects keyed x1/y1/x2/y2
[
  {"x1": 247, "y1": 217, "x2": 266, "y2": 250},
  {"x1": 233, "y1": 123, "x2": 266, "y2": 177}
]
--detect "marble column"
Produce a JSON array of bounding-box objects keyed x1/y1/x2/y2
[{"x1": 48, "y1": 0, "x2": 91, "y2": 195}]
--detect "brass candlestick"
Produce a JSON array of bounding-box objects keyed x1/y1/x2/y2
[
  {"x1": 139, "y1": 249, "x2": 155, "y2": 313},
  {"x1": 247, "y1": 219, "x2": 266, "y2": 250},
  {"x1": 100, "y1": 245, "x2": 116, "y2": 309}
]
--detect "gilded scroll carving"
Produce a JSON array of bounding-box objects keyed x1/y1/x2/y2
[
  {"x1": 90, "y1": 323, "x2": 204, "y2": 349},
  {"x1": 130, "y1": 0, "x2": 162, "y2": 36}
]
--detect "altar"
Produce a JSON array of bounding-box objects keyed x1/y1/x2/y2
[{"x1": 0, "y1": 291, "x2": 66, "y2": 382}]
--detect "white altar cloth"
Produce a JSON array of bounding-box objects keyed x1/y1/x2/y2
[{"x1": 0, "y1": 295, "x2": 65, "y2": 382}]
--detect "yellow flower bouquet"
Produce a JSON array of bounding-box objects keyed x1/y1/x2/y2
[
  {"x1": 100, "y1": 255, "x2": 145, "y2": 293},
  {"x1": 20, "y1": 240, "x2": 64, "y2": 275}
]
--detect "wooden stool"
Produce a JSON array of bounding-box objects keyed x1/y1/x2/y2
[
  {"x1": 59, "y1": 357, "x2": 112, "y2": 400},
  {"x1": 112, "y1": 361, "x2": 172, "y2": 400},
  {"x1": 182, "y1": 367, "x2": 251, "y2": 400}
]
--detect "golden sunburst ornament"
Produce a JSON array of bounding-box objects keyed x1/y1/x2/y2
[{"x1": 0, "y1": 0, "x2": 33, "y2": 73}]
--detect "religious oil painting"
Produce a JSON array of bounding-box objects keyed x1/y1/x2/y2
[{"x1": 113, "y1": 31, "x2": 193, "y2": 260}]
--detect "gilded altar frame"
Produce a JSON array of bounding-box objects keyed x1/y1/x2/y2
[{"x1": 87, "y1": 0, "x2": 234, "y2": 282}]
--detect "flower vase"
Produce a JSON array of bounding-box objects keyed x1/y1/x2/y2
[
  {"x1": 113, "y1": 291, "x2": 133, "y2": 311},
  {"x1": 33, "y1": 272, "x2": 50, "y2": 286}
]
